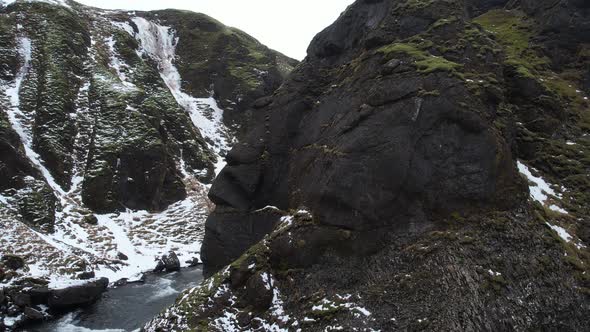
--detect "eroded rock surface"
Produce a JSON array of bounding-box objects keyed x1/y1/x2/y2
[{"x1": 147, "y1": 0, "x2": 590, "y2": 330}]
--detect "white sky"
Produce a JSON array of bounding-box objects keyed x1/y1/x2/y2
[{"x1": 76, "y1": 0, "x2": 355, "y2": 60}]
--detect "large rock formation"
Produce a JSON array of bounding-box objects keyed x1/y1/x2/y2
[
  {"x1": 147, "y1": 0, "x2": 590, "y2": 330},
  {"x1": 202, "y1": 0, "x2": 527, "y2": 271}
]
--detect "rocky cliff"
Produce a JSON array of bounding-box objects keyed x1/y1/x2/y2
[
  {"x1": 0, "y1": 0, "x2": 295, "y2": 328},
  {"x1": 147, "y1": 0, "x2": 590, "y2": 330}
]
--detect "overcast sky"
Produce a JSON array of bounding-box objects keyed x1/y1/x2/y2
[{"x1": 76, "y1": 0, "x2": 355, "y2": 60}]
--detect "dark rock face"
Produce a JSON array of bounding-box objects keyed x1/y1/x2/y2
[
  {"x1": 0, "y1": 111, "x2": 57, "y2": 232},
  {"x1": 23, "y1": 306, "x2": 44, "y2": 320},
  {"x1": 166, "y1": 1, "x2": 590, "y2": 330},
  {"x1": 202, "y1": 0, "x2": 526, "y2": 271},
  {"x1": 47, "y1": 277, "x2": 109, "y2": 310}
]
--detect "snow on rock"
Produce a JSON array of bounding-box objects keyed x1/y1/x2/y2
[
  {"x1": 546, "y1": 223, "x2": 573, "y2": 243},
  {"x1": 517, "y1": 161, "x2": 567, "y2": 214},
  {"x1": 105, "y1": 35, "x2": 136, "y2": 89},
  {"x1": 1, "y1": 0, "x2": 71, "y2": 8},
  {"x1": 131, "y1": 16, "x2": 234, "y2": 175},
  {"x1": 0, "y1": 24, "x2": 213, "y2": 288}
]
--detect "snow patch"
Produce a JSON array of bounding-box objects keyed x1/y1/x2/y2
[
  {"x1": 517, "y1": 161, "x2": 567, "y2": 213},
  {"x1": 132, "y1": 17, "x2": 233, "y2": 175},
  {"x1": 546, "y1": 223, "x2": 573, "y2": 243}
]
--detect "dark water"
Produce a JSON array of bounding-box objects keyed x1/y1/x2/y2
[{"x1": 24, "y1": 268, "x2": 203, "y2": 332}]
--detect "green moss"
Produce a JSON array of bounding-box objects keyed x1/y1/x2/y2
[
  {"x1": 450, "y1": 212, "x2": 464, "y2": 222},
  {"x1": 416, "y1": 55, "x2": 461, "y2": 73},
  {"x1": 474, "y1": 9, "x2": 549, "y2": 73},
  {"x1": 418, "y1": 89, "x2": 440, "y2": 97},
  {"x1": 431, "y1": 16, "x2": 459, "y2": 29},
  {"x1": 378, "y1": 42, "x2": 462, "y2": 74}
]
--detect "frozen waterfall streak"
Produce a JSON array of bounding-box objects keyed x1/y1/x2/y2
[
  {"x1": 5, "y1": 37, "x2": 65, "y2": 198},
  {"x1": 3, "y1": 37, "x2": 97, "y2": 259},
  {"x1": 131, "y1": 17, "x2": 232, "y2": 175}
]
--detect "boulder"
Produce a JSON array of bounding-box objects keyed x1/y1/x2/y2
[
  {"x1": 154, "y1": 251, "x2": 181, "y2": 273},
  {"x1": 162, "y1": 252, "x2": 181, "y2": 272},
  {"x1": 82, "y1": 214, "x2": 98, "y2": 225},
  {"x1": 2, "y1": 255, "x2": 25, "y2": 270},
  {"x1": 11, "y1": 292, "x2": 31, "y2": 307},
  {"x1": 114, "y1": 278, "x2": 128, "y2": 287},
  {"x1": 25, "y1": 287, "x2": 50, "y2": 305},
  {"x1": 76, "y1": 271, "x2": 95, "y2": 280},
  {"x1": 153, "y1": 260, "x2": 166, "y2": 273},
  {"x1": 48, "y1": 278, "x2": 108, "y2": 310},
  {"x1": 239, "y1": 272, "x2": 273, "y2": 311},
  {"x1": 23, "y1": 307, "x2": 45, "y2": 321},
  {"x1": 186, "y1": 257, "x2": 201, "y2": 267}
]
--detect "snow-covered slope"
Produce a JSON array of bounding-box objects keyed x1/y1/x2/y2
[{"x1": 0, "y1": 0, "x2": 290, "y2": 293}]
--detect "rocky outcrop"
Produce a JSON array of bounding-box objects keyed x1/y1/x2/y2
[
  {"x1": 47, "y1": 277, "x2": 109, "y2": 310},
  {"x1": 202, "y1": 0, "x2": 528, "y2": 271},
  {"x1": 145, "y1": 0, "x2": 590, "y2": 330}
]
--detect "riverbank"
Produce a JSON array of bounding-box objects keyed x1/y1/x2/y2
[{"x1": 20, "y1": 267, "x2": 203, "y2": 331}]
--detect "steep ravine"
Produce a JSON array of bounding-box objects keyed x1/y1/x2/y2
[
  {"x1": 0, "y1": 0, "x2": 296, "y2": 329},
  {"x1": 147, "y1": 0, "x2": 590, "y2": 331}
]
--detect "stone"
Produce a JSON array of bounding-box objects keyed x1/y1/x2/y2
[
  {"x1": 117, "y1": 252, "x2": 129, "y2": 261},
  {"x1": 0, "y1": 288, "x2": 5, "y2": 305},
  {"x1": 186, "y1": 257, "x2": 201, "y2": 267},
  {"x1": 162, "y1": 252, "x2": 181, "y2": 272},
  {"x1": 381, "y1": 58, "x2": 401, "y2": 74},
  {"x1": 239, "y1": 271, "x2": 273, "y2": 311},
  {"x1": 154, "y1": 251, "x2": 181, "y2": 273},
  {"x1": 236, "y1": 311, "x2": 253, "y2": 327},
  {"x1": 153, "y1": 260, "x2": 166, "y2": 273},
  {"x1": 25, "y1": 287, "x2": 50, "y2": 305},
  {"x1": 23, "y1": 307, "x2": 45, "y2": 320},
  {"x1": 11, "y1": 292, "x2": 31, "y2": 307},
  {"x1": 48, "y1": 277, "x2": 109, "y2": 310},
  {"x1": 82, "y1": 215, "x2": 98, "y2": 225},
  {"x1": 76, "y1": 271, "x2": 95, "y2": 280},
  {"x1": 114, "y1": 278, "x2": 128, "y2": 287},
  {"x1": 2, "y1": 255, "x2": 25, "y2": 270}
]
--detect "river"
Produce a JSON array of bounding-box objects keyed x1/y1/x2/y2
[{"x1": 23, "y1": 268, "x2": 203, "y2": 332}]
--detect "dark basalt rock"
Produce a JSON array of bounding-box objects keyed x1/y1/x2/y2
[
  {"x1": 155, "y1": 251, "x2": 181, "y2": 273},
  {"x1": 202, "y1": 0, "x2": 526, "y2": 271},
  {"x1": 76, "y1": 271, "x2": 95, "y2": 280},
  {"x1": 23, "y1": 306, "x2": 45, "y2": 321},
  {"x1": 47, "y1": 277, "x2": 109, "y2": 310},
  {"x1": 25, "y1": 287, "x2": 50, "y2": 306},
  {"x1": 1, "y1": 255, "x2": 25, "y2": 271},
  {"x1": 11, "y1": 292, "x2": 31, "y2": 307}
]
